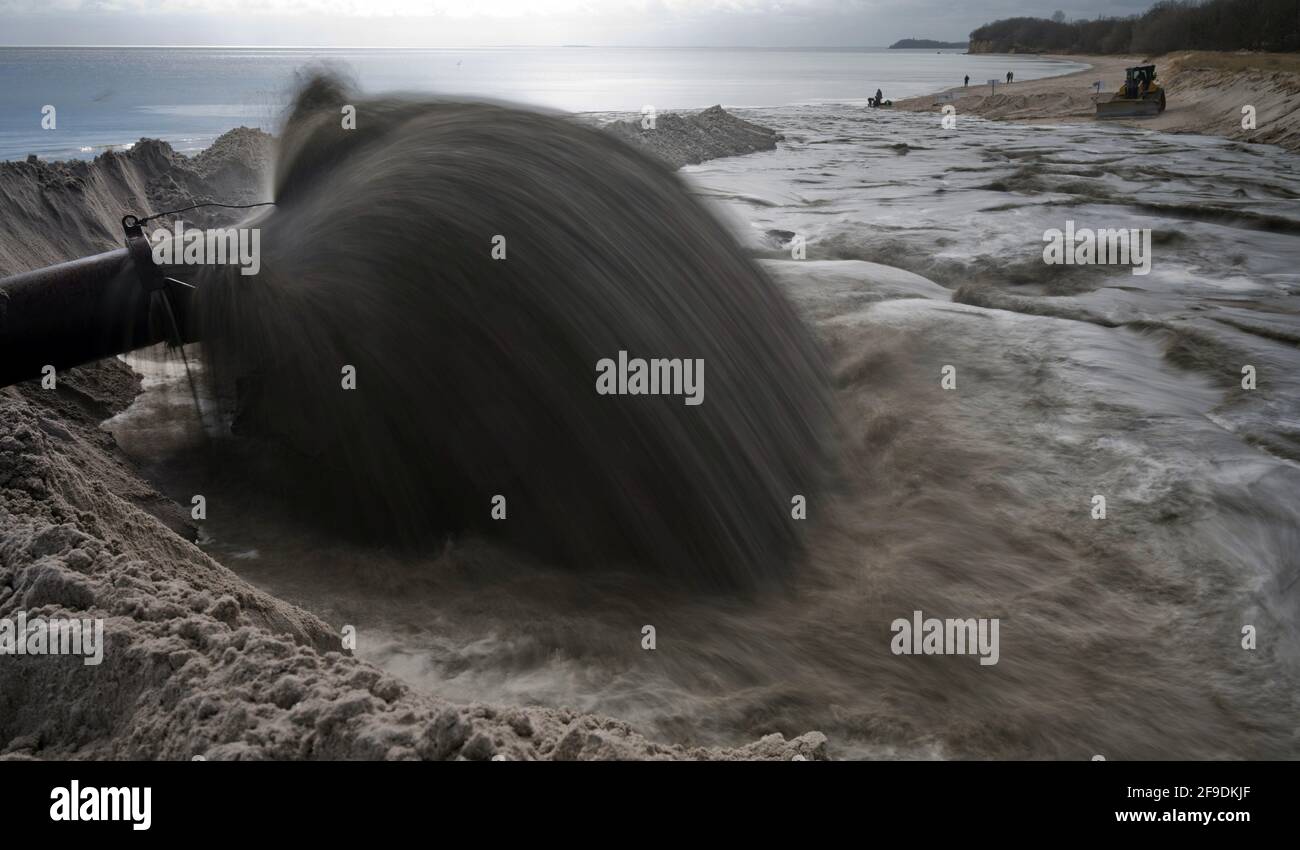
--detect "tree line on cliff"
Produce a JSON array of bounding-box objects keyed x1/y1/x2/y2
[{"x1": 969, "y1": 0, "x2": 1298, "y2": 54}]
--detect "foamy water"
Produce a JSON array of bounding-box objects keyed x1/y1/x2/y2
[{"x1": 108, "y1": 106, "x2": 1300, "y2": 759}]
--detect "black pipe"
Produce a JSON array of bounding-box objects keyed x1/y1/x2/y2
[{"x1": 0, "y1": 249, "x2": 194, "y2": 387}]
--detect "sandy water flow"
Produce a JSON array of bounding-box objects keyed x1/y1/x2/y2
[{"x1": 108, "y1": 106, "x2": 1300, "y2": 759}]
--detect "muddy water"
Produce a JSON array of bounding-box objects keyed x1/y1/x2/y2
[{"x1": 108, "y1": 107, "x2": 1300, "y2": 759}]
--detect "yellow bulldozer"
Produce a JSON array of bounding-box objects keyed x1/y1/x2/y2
[{"x1": 1096, "y1": 64, "x2": 1167, "y2": 118}]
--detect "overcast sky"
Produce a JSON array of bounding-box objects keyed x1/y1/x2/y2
[{"x1": 0, "y1": 0, "x2": 1151, "y2": 47}]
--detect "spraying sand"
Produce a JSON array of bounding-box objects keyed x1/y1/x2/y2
[{"x1": 190, "y1": 74, "x2": 830, "y2": 587}]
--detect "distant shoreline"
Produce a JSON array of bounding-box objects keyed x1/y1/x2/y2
[
  {"x1": 896, "y1": 51, "x2": 1300, "y2": 153},
  {"x1": 889, "y1": 39, "x2": 968, "y2": 50},
  {"x1": 0, "y1": 47, "x2": 1090, "y2": 162}
]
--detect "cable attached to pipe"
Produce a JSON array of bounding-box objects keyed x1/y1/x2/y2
[
  {"x1": 123, "y1": 200, "x2": 277, "y2": 230},
  {"x1": 120, "y1": 200, "x2": 274, "y2": 434}
]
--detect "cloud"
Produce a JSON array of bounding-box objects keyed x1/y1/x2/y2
[
  {"x1": 0, "y1": 0, "x2": 1155, "y2": 45},
  {"x1": 0, "y1": 0, "x2": 879, "y2": 16}
]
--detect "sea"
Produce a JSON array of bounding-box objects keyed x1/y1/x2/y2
[{"x1": 0, "y1": 45, "x2": 1087, "y2": 161}]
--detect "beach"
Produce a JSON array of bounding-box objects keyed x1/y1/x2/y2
[
  {"x1": 3, "y1": 51, "x2": 1299, "y2": 760},
  {"x1": 897, "y1": 51, "x2": 1300, "y2": 152}
]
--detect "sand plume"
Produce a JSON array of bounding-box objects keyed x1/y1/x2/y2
[{"x1": 193, "y1": 74, "x2": 832, "y2": 587}]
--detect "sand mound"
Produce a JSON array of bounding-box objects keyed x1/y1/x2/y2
[
  {"x1": 1154, "y1": 52, "x2": 1300, "y2": 150},
  {"x1": 0, "y1": 128, "x2": 274, "y2": 274},
  {"x1": 601, "y1": 104, "x2": 782, "y2": 168}
]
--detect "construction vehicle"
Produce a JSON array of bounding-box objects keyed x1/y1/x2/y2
[{"x1": 1095, "y1": 64, "x2": 1166, "y2": 119}]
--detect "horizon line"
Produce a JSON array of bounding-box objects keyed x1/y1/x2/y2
[{"x1": 0, "y1": 43, "x2": 969, "y2": 51}]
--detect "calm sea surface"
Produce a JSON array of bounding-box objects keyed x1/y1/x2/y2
[{"x1": 0, "y1": 46, "x2": 1085, "y2": 160}]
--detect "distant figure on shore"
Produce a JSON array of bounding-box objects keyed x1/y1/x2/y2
[
  {"x1": 1006, "y1": 71, "x2": 1014, "y2": 84},
  {"x1": 875, "y1": 87, "x2": 884, "y2": 104},
  {"x1": 964, "y1": 75, "x2": 970, "y2": 87}
]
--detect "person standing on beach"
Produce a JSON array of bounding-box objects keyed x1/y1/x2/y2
[
  {"x1": 1006, "y1": 70, "x2": 1013, "y2": 84},
  {"x1": 964, "y1": 75, "x2": 970, "y2": 88}
]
